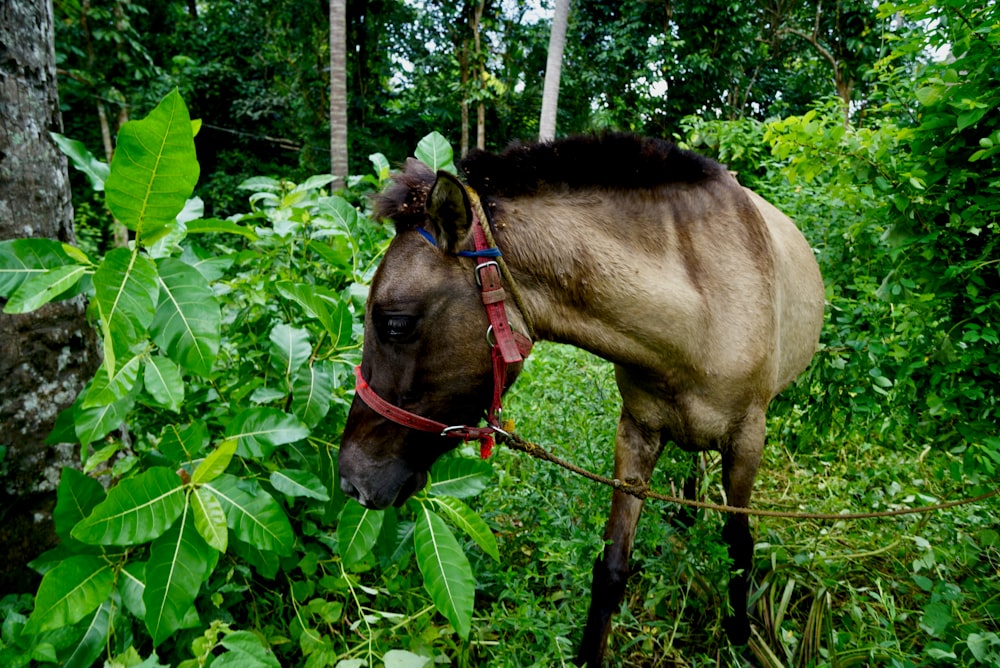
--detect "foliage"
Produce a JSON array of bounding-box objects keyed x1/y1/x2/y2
[{"x1": 0, "y1": 93, "x2": 498, "y2": 666}]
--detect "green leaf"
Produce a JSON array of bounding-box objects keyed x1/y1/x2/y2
[
  {"x1": 269, "y1": 323, "x2": 312, "y2": 378},
  {"x1": 25, "y1": 555, "x2": 115, "y2": 634},
  {"x1": 338, "y1": 501, "x2": 384, "y2": 567},
  {"x1": 191, "y1": 487, "x2": 228, "y2": 552},
  {"x1": 51, "y1": 132, "x2": 109, "y2": 191},
  {"x1": 226, "y1": 407, "x2": 309, "y2": 458},
  {"x1": 72, "y1": 467, "x2": 185, "y2": 545},
  {"x1": 270, "y1": 469, "x2": 330, "y2": 501},
  {"x1": 428, "y1": 457, "x2": 492, "y2": 499},
  {"x1": 430, "y1": 496, "x2": 499, "y2": 561},
  {"x1": 53, "y1": 468, "x2": 106, "y2": 542},
  {"x1": 204, "y1": 474, "x2": 294, "y2": 556},
  {"x1": 62, "y1": 599, "x2": 111, "y2": 668},
  {"x1": 73, "y1": 383, "x2": 136, "y2": 448},
  {"x1": 83, "y1": 352, "x2": 143, "y2": 409},
  {"x1": 369, "y1": 152, "x2": 390, "y2": 182},
  {"x1": 185, "y1": 218, "x2": 260, "y2": 241},
  {"x1": 274, "y1": 281, "x2": 344, "y2": 344},
  {"x1": 414, "y1": 506, "x2": 474, "y2": 639},
  {"x1": 105, "y1": 89, "x2": 199, "y2": 241},
  {"x1": 119, "y1": 562, "x2": 146, "y2": 618},
  {"x1": 144, "y1": 509, "x2": 212, "y2": 646},
  {"x1": 383, "y1": 649, "x2": 432, "y2": 668},
  {"x1": 214, "y1": 630, "x2": 280, "y2": 668},
  {"x1": 4, "y1": 264, "x2": 89, "y2": 313},
  {"x1": 0, "y1": 238, "x2": 76, "y2": 297},
  {"x1": 415, "y1": 132, "x2": 456, "y2": 174},
  {"x1": 150, "y1": 257, "x2": 221, "y2": 376},
  {"x1": 92, "y1": 247, "x2": 159, "y2": 360},
  {"x1": 144, "y1": 355, "x2": 185, "y2": 411},
  {"x1": 316, "y1": 195, "x2": 358, "y2": 232},
  {"x1": 192, "y1": 438, "x2": 237, "y2": 484},
  {"x1": 290, "y1": 361, "x2": 335, "y2": 427},
  {"x1": 919, "y1": 602, "x2": 953, "y2": 638},
  {"x1": 158, "y1": 421, "x2": 210, "y2": 463}
]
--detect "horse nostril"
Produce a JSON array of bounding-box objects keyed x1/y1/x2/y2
[{"x1": 340, "y1": 477, "x2": 361, "y2": 501}]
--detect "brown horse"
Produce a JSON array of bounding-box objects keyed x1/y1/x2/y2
[{"x1": 339, "y1": 133, "x2": 825, "y2": 665}]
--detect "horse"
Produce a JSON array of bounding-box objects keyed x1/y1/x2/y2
[{"x1": 338, "y1": 133, "x2": 825, "y2": 665}]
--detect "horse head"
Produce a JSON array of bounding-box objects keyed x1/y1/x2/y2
[{"x1": 339, "y1": 164, "x2": 525, "y2": 509}]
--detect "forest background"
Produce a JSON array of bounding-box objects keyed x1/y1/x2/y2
[{"x1": 0, "y1": 0, "x2": 998, "y2": 667}]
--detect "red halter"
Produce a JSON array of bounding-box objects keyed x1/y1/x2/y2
[{"x1": 353, "y1": 194, "x2": 532, "y2": 459}]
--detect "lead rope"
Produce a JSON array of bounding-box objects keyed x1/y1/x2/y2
[
  {"x1": 499, "y1": 430, "x2": 999, "y2": 520},
  {"x1": 466, "y1": 189, "x2": 536, "y2": 340}
]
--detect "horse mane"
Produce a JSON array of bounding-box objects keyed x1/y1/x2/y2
[
  {"x1": 461, "y1": 132, "x2": 724, "y2": 198},
  {"x1": 373, "y1": 133, "x2": 724, "y2": 227}
]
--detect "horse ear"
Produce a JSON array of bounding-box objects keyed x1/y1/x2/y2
[{"x1": 425, "y1": 171, "x2": 472, "y2": 253}]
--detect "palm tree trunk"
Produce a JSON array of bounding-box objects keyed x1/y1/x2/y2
[
  {"x1": 329, "y1": 0, "x2": 349, "y2": 190},
  {"x1": 539, "y1": 0, "x2": 570, "y2": 141}
]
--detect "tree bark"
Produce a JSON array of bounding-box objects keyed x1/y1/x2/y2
[
  {"x1": 329, "y1": 0, "x2": 349, "y2": 189},
  {"x1": 538, "y1": 0, "x2": 570, "y2": 141},
  {"x1": 0, "y1": 0, "x2": 99, "y2": 592}
]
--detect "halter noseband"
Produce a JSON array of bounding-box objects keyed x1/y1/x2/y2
[{"x1": 353, "y1": 187, "x2": 532, "y2": 459}]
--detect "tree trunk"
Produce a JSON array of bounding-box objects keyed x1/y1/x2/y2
[
  {"x1": 538, "y1": 0, "x2": 570, "y2": 141},
  {"x1": 472, "y1": 0, "x2": 486, "y2": 150},
  {"x1": 0, "y1": 0, "x2": 99, "y2": 593},
  {"x1": 329, "y1": 0, "x2": 349, "y2": 190}
]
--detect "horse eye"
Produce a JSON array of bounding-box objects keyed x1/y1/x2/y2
[{"x1": 379, "y1": 314, "x2": 417, "y2": 341}]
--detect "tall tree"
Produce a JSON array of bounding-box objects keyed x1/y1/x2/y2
[
  {"x1": 538, "y1": 0, "x2": 571, "y2": 141},
  {"x1": 330, "y1": 0, "x2": 349, "y2": 189},
  {"x1": 0, "y1": 0, "x2": 99, "y2": 591}
]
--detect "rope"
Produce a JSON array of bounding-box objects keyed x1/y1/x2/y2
[
  {"x1": 499, "y1": 431, "x2": 1000, "y2": 520},
  {"x1": 467, "y1": 190, "x2": 537, "y2": 340}
]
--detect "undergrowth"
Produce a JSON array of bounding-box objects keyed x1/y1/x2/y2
[{"x1": 472, "y1": 342, "x2": 1000, "y2": 667}]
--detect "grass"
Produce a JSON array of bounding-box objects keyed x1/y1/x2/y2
[{"x1": 463, "y1": 343, "x2": 1000, "y2": 667}]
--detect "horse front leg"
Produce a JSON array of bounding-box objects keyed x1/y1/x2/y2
[
  {"x1": 576, "y1": 408, "x2": 662, "y2": 667},
  {"x1": 720, "y1": 409, "x2": 765, "y2": 646}
]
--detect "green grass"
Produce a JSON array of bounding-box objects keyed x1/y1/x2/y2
[{"x1": 464, "y1": 343, "x2": 1000, "y2": 667}]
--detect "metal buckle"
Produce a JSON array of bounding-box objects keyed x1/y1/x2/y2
[
  {"x1": 440, "y1": 425, "x2": 469, "y2": 438},
  {"x1": 474, "y1": 260, "x2": 499, "y2": 287}
]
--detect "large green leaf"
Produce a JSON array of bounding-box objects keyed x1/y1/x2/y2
[
  {"x1": 3, "y1": 263, "x2": 89, "y2": 314},
  {"x1": 72, "y1": 467, "x2": 185, "y2": 545},
  {"x1": 144, "y1": 509, "x2": 212, "y2": 646},
  {"x1": 204, "y1": 474, "x2": 294, "y2": 556},
  {"x1": 226, "y1": 407, "x2": 309, "y2": 458},
  {"x1": 0, "y1": 238, "x2": 77, "y2": 297},
  {"x1": 150, "y1": 257, "x2": 221, "y2": 376},
  {"x1": 338, "y1": 501, "x2": 384, "y2": 567},
  {"x1": 52, "y1": 468, "x2": 106, "y2": 542},
  {"x1": 92, "y1": 247, "x2": 159, "y2": 362},
  {"x1": 192, "y1": 438, "x2": 237, "y2": 484},
  {"x1": 191, "y1": 487, "x2": 228, "y2": 552},
  {"x1": 83, "y1": 351, "x2": 143, "y2": 409},
  {"x1": 62, "y1": 599, "x2": 112, "y2": 668},
  {"x1": 73, "y1": 383, "x2": 137, "y2": 448},
  {"x1": 270, "y1": 469, "x2": 330, "y2": 501},
  {"x1": 158, "y1": 421, "x2": 210, "y2": 463},
  {"x1": 430, "y1": 496, "x2": 499, "y2": 562},
  {"x1": 290, "y1": 361, "x2": 335, "y2": 427},
  {"x1": 25, "y1": 555, "x2": 115, "y2": 634},
  {"x1": 51, "y1": 132, "x2": 110, "y2": 191},
  {"x1": 213, "y1": 630, "x2": 281, "y2": 668},
  {"x1": 415, "y1": 132, "x2": 456, "y2": 174},
  {"x1": 413, "y1": 506, "x2": 474, "y2": 639},
  {"x1": 428, "y1": 456, "x2": 492, "y2": 499},
  {"x1": 105, "y1": 88, "x2": 199, "y2": 241},
  {"x1": 269, "y1": 323, "x2": 312, "y2": 378},
  {"x1": 144, "y1": 354, "x2": 185, "y2": 411},
  {"x1": 185, "y1": 218, "x2": 260, "y2": 241}
]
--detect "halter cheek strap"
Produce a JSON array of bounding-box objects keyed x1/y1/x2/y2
[{"x1": 353, "y1": 188, "x2": 532, "y2": 459}]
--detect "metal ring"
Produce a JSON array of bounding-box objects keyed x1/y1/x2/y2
[{"x1": 485, "y1": 325, "x2": 496, "y2": 347}]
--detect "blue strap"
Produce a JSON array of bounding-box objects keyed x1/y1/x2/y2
[
  {"x1": 416, "y1": 227, "x2": 438, "y2": 247},
  {"x1": 457, "y1": 247, "x2": 502, "y2": 258},
  {"x1": 417, "y1": 227, "x2": 502, "y2": 258}
]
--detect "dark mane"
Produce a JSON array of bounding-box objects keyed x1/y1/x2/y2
[{"x1": 460, "y1": 133, "x2": 724, "y2": 198}]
